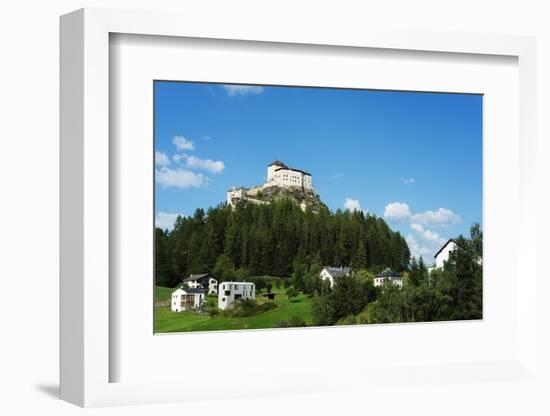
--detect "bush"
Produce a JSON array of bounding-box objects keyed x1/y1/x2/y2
[
  {"x1": 336, "y1": 314, "x2": 358, "y2": 326},
  {"x1": 206, "y1": 306, "x2": 219, "y2": 317},
  {"x1": 286, "y1": 287, "x2": 299, "y2": 300},
  {"x1": 223, "y1": 298, "x2": 277, "y2": 317},
  {"x1": 276, "y1": 316, "x2": 306, "y2": 328}
]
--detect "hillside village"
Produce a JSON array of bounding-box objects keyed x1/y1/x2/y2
[
  {"x1": 168, "y1": 236, "x2": 459, "y2": 314},
  {"x1": 156, "y1": 160, "x2": 480, "y2": 332}
]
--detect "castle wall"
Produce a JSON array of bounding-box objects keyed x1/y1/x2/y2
[
  {"x1": 269, "y1": 168, "x2": 313, "y2": 190},
  {"x1": 227, "y1": 188, "x2": 245, "y2": 206}
]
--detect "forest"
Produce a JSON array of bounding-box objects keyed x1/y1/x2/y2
[
  {"x1": 309, "y1": 223, "x2": 483, "y2": 326},
  {"x1": 155, "y1": 198, "x2": 411, "y2": 288}
]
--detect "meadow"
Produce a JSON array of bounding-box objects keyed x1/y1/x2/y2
[{"x1": 154, "y1": 286, "x2": 313, "y2": 333}]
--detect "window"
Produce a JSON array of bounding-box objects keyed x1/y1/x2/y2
[{"x1": 225, "y1": 290, "x2": 231, "y2": 296}]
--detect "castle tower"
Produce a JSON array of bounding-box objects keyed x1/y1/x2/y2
[{"x1": 267, "y1": 160, "x2": 288, "y2": 183}]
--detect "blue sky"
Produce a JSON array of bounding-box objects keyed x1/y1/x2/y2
[{"x1": 154, "y1": 81, "x2": 482, "y2": 261}]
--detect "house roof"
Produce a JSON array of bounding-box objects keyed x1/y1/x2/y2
[
  {"x1": 322, "y1": 266, "x2": 352, "y2": 278},
  {"x1": 375, "y1": 268, "x2": 402, "y2": 278},
  {"x1": 220, "y1": 281, "x2": 255, "y2": 285},
  {"x1": 174, "y1": 287, "x2": 205, "y2": 294},
  {"x1": 183, "y1": 273, "x2": 210, "y2": 282},
  {"x1": 433, "y1": 239, "x2": 456, "y2": 258},
  {"x1": 183, "y1": 287, "x2": 205, "y2": 294}
]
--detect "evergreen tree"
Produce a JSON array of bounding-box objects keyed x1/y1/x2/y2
[{"x1": 155, "y1": 199, "x2": 413, "y2": 287}]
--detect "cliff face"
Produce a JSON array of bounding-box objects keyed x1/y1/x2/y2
[{"x1": 244, "y1": 184, "x2": 327, "y2": 212}]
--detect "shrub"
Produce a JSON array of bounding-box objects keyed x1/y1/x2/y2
[
  {"x1": 206, "y1": 307, "x2": 219, "y2": 317},
  {"x1": 277, "y1": 315, "x2": 306, "y2": 328},
  {"x1": 336, "y1": 314, "x2": 358, "y2": 326},
  {"x1": 286, "y1": 287, "x2": 299, "y2": 300},
  {"x1": 223, "y1": 298, "x2": 277, "y2": 317}
]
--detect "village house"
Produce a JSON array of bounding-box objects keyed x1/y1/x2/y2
[
  {"x1": 319, "y1": 266, "x2": 353, "y2": 288},
  {"x1": 374, "y1": 268, "x2": 403, "y2": 288},
  {"x1": 428, "y1": 239, "x2": 458, "y2": 273},
  {"x1": 428, "y1": 238, "x2": 482, "y2": 273},
  {"x1": 171, "y1": 287, "x2": 205, "y2": 312},
  {"x1": 182, "y1": 273, "x2": 218, "y2": 295},
  {"x1": 434, "y1": 239, "x2": 458, "y2": 269},
  {"x1": 218, "y1": 281, "x2": 256, "y2": 310}
]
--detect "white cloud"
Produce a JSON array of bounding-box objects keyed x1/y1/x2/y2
[
  {"x1": 384, "y1": 202, "x2": 412, "y2": 221},
  {"x1": 382, "y1": 202, "x2": 458, "y2": 260},
  {"x1": 222, "y1": 85, "x2": 264, "y2": 96},
  {"x1": 330, "y1": 173, "x2": 344, "y2": 180},
  {"x1": 401, "y1": 177, "x2": 416, "y2": 184},
  {"x1": 185, "y1": 155, "x2": 225, "y2": 173},
  {"x1": 173, "y1": 154, "x2": 225, "y2": 173},
  {"x1": 172, "y1": 135, "x2": 195, "y2": 151},
  {"x1": 344, "y1": 198, "x2": 364, "y2": 212},
  {"x1": 155, "y1": 151, "x2": 170, "y2": 166},
  {"x1": 383, "y1": 202, "x2": 460, "y2": 228},
  {"x1": 173, "y1": 153, "x2": 186, "y2": 162},
  {"x1": 406, "y1": 234, "x2": 436, "y2": 260},
  {"x1": 155, "y1": 212, "x2": 183, "y2": 231},
  {"x1": 155, "y1": 167, "x2": 207, "y2": 189},
  {"x1": 411, "y1": 208, "x2": 461, "y2": 226},
  {"x1": 411, "y1": 223, "x2": 446, "y2": 244}
]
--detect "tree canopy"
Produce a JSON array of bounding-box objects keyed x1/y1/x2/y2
[{"x1": 155, "y1": 199, "x2": 410, "y2": 287}]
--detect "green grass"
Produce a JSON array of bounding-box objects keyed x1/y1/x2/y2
[
  {"x1": 155, "y1": 285, "x2": 175, "y2": 303},
  {"x1": 154, "y1": 286, "x2": 313, "y2": 333}
]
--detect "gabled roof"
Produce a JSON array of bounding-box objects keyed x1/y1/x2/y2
[
  {"x1": 183, "y1": 287, "x2": 205, "y2": 294},
  {"x1": 183, "y1": 273, "x2": 210, "y2": 282},
  {"x1": 322, "y1": 266, "x2": 352, "y2": 278},
  {"x1": 173, "y1": 287, "x2": 205, "y2": 294},
  {"x1": 434, "y1": 239, "x2": 456, "y2": 258},
  {"x1": 375, "y1": 268, "x2": 402, "y2": 278}
]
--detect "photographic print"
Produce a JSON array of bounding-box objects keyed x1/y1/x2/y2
[{"x1": 154, "y1": 81, "x2": 482, "y2": 333}]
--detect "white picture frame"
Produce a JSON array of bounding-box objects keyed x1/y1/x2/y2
[{"x1": 60, "y1": 8, "x2": 538, "y2": 408}]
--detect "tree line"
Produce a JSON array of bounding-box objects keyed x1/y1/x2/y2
[{"x1": 155, "y1": 199, "x2": 411, "y2": 287}]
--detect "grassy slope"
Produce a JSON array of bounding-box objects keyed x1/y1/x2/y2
[
  {"x1": 154, "y1": 286, "x2": 312, "y2": 333},
  {"x1": 155, "y1": 286, "x2": 174, "y2": 303}
]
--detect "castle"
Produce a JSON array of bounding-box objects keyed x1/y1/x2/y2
[
  {"x1": 266, "y1": 160, "x2": 313, "y2": 190},
  {"x1": 227, "y1": 161, "x2": 315, "y2": 208}
]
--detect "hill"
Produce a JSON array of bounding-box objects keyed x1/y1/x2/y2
[
  {"x1": 155, "y1": 198, "x2": 411, "y2": 288},
  {"x1": 243, "y1": 184, "x2": 327, "y2": 212}
]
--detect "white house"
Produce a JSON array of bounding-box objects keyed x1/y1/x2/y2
[
  {"x1": 319, "y1": 266, "x2": 352, "y2": 288},
  {"x1": 374, "y1": 268, "x2": 403, "y2": 288},
  {"x1": 434, "y1": 239, "x2": 458, "y2": 269},
  {"x1": 182, "y1": 273, "x2": 218, "y2": 295},
  {"x1": 218, "y1": 281, "x2": 256, "y2": 310},
  {"x1": 171, "y1": 287, "x2": 205, "y2": 312}
]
